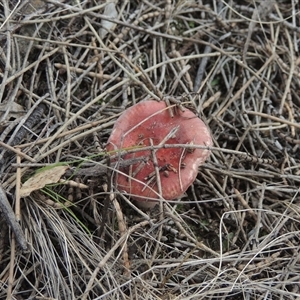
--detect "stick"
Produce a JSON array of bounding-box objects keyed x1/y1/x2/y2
[{"x1": 0, "y1": 186, "x2": 27, "y2": 250}]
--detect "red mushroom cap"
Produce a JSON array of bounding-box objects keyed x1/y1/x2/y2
[{"x1": 106, "y1": 100, "x2": 212, "y2": 208}]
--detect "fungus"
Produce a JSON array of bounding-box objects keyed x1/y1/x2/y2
[{"x1": 106, "y1": 100, "x2": 212, "y2": 208}]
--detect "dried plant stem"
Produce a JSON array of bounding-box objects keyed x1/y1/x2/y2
[
  {"x1": 6, "y1": 234, "x2": 16, "y2": 300},
  {"x1": 112, "y1": 196, "x2": 131, "y2": 275},
  {"x1": 18, "y1": 115, "x2": 120, "y2": 148},
  {"x1": 0, "y1": 141, "x2": 36, "y2": 162},
  {"x1": 15, "y1": 150, "x2": 21, "y2": 221},
  {"x1": 54, "y1": 63, "x2": 122, "y2": 81},
  {"x1": 245, "y1": 110, "x2": 300, "y2": 129}
]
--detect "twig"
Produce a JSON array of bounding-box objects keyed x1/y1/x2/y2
[
  {"x1": 244, "y1": 110, "x2": 300, "y2": 129},
  {"x1": 0, "y1": 186, "x2": 27, "y2": 251},
  {"x1": 0, "y1": 141, "x2": 36, "y2": 163},
  {"x1": 54, "y1": 63, "x2": 122, "y2": 81}
]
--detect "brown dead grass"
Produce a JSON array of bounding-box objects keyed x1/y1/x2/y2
[{"x1": 1, "y1": 0, "x2": 300, "y2": 299}]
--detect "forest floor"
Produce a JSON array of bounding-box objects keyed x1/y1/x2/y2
[{"x1": 1, "y1": 0, "x2": 300, "y2": 299}]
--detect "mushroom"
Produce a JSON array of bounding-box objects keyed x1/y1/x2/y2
[{"x1": 106, "y1": 100, "x2": 212, "y2": 208}]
